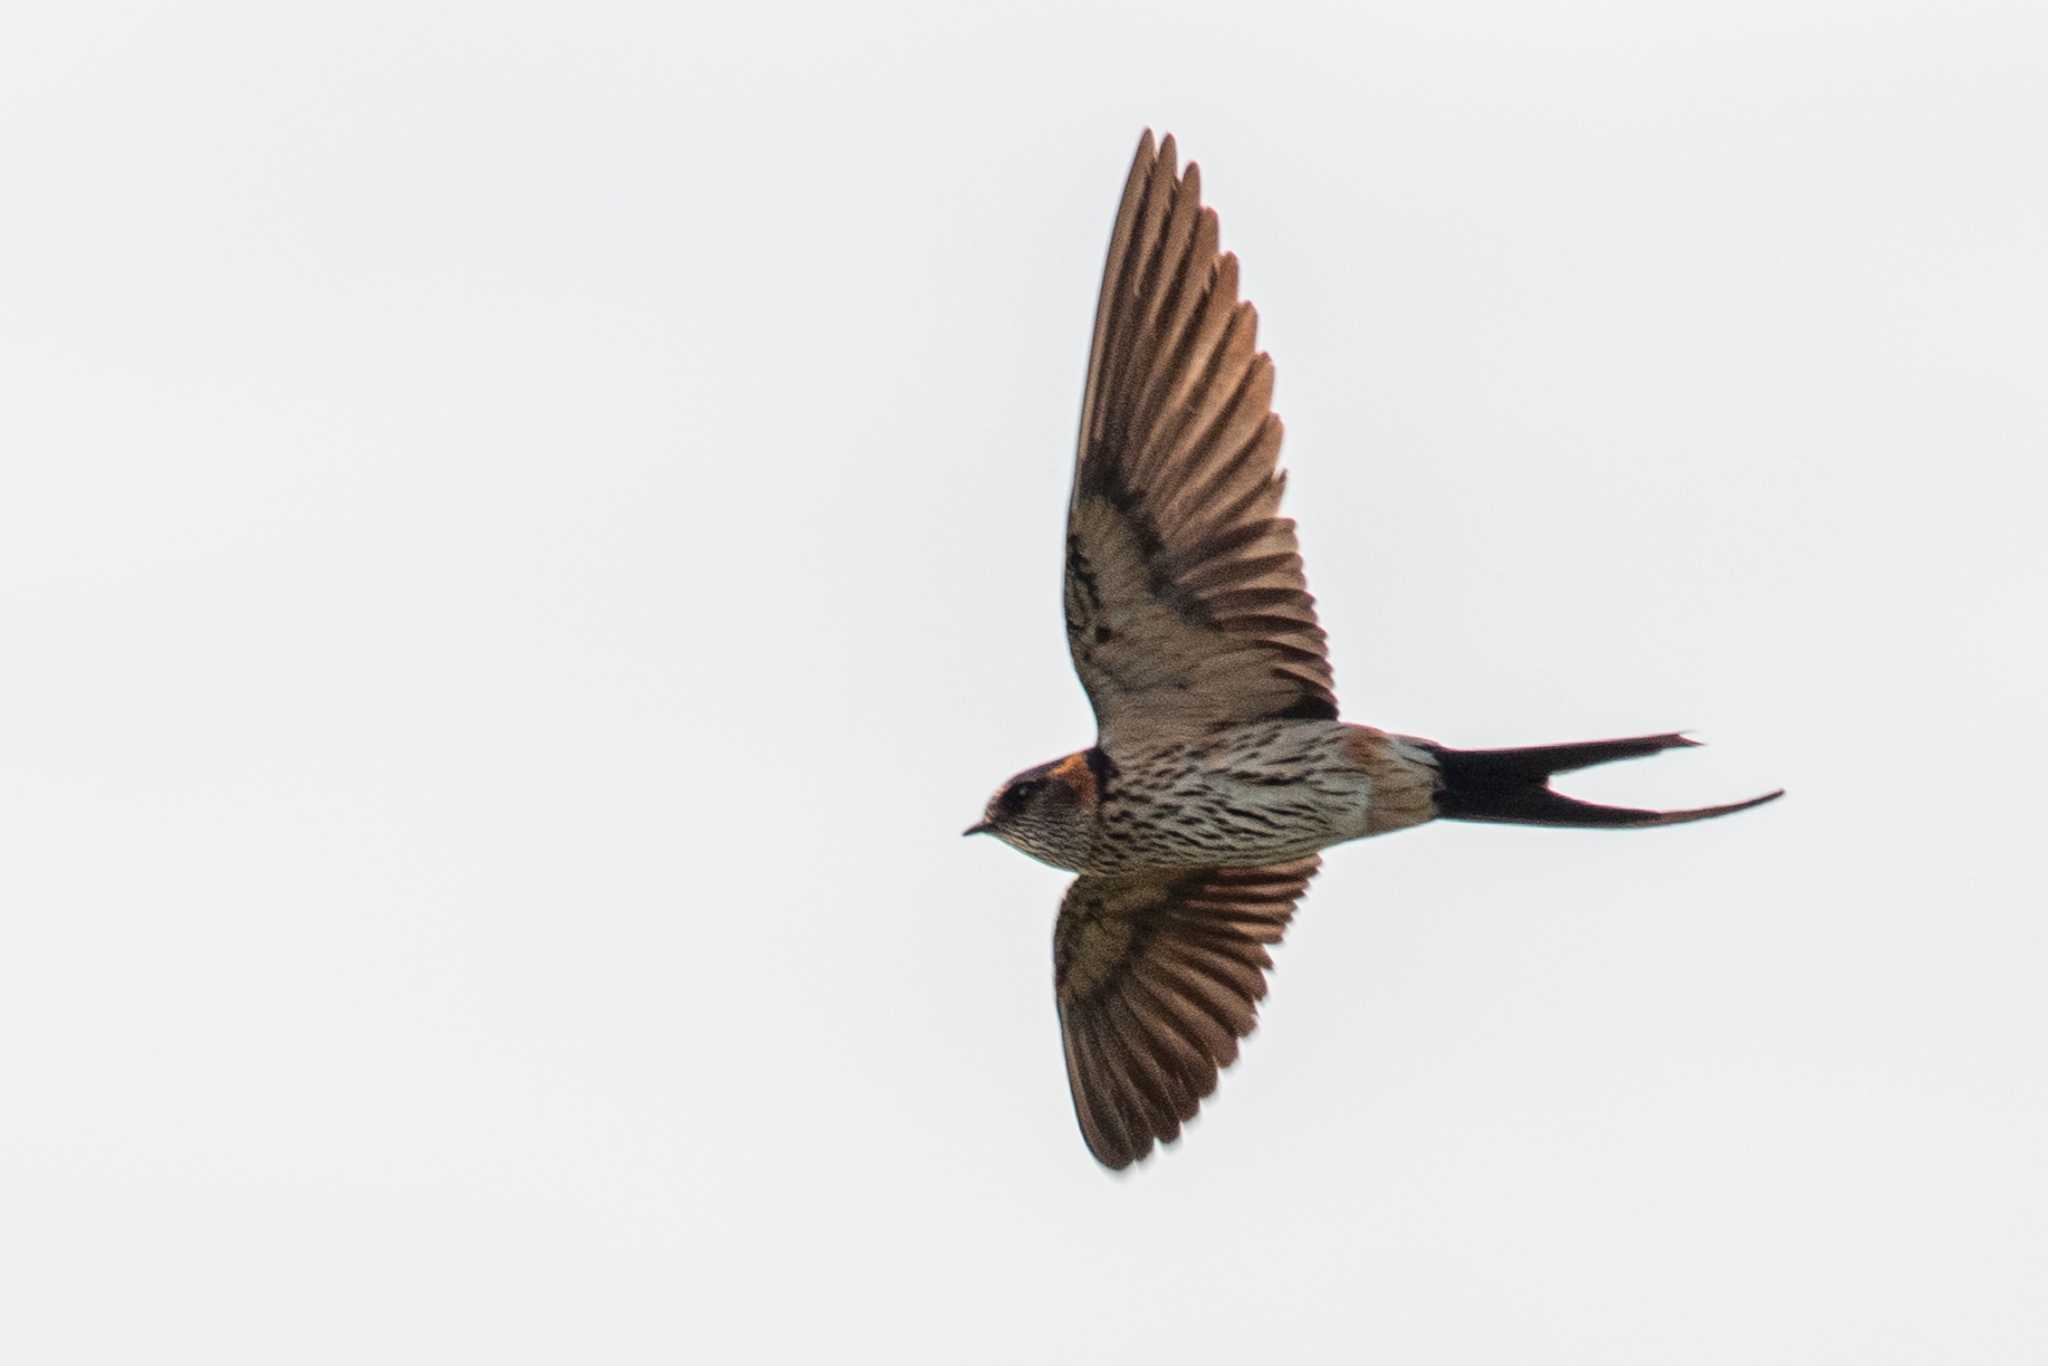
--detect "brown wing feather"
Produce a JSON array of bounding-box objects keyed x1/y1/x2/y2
[
  {"x1": 1052, "y1": 857, "x2": 1320, "y2": 1169},
  {"x1": 1066, "y1": 131, "x2": 1336, "y2": 748}
]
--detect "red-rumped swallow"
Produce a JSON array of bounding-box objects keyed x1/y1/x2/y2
[{"x1": 967, "y1": 131, "x2": 1781, "y2": 1170}]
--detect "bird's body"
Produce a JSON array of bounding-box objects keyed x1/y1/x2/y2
[
  {"x1": 967, "y1": 130, "x2": 1781, "y2": 1170},
  {"x1": 993, "y1": 722, "x2": 1436, "y2": 875}
]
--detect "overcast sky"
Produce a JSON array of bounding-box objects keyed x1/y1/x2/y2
[{"x1": 4, "y1": 3, "x2": 2045, "y2": 1362}]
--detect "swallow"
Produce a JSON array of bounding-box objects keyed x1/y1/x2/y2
[{"x1": 967, "y1": 131, "x2": 1782, "y2": 1170}]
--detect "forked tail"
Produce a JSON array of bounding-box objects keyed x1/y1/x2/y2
[{"x1": 1429, "y1": 732, "x2": 1782, "y2": 828}]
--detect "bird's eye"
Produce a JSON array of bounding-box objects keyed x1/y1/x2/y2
[{"x1": 1004, "y1": 780, "x2": 1041, "y2": 808}]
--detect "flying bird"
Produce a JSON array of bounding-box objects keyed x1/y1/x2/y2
[{"x1": 966, "y1": 131, "x2": 1782, "y2": 1170}]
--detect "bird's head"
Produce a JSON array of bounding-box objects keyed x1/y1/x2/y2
[{"x1": 965, "y1": 752, "x2": 1100, "y2": 870}]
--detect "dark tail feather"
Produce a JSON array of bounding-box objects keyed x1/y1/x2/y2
[{"x1": 1430, "y1": 732, "x2": 1783, "y2": 829}]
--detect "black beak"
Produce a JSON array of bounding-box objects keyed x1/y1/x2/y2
[{"x1": 962, "y1": 820, "x2": 993, "y2": 837}]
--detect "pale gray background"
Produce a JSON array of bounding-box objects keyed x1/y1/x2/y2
[{"x1": 4, "y1": 2, "x2": 2044, "y2": 1362}]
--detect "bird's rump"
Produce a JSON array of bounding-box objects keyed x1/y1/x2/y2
[
  {"x1": 1065, "y1": 131, "x2": 1336, "y2": 749},
  {"x1": 1053, "y1": 857, "x2": 1321, "y2": 1169}
]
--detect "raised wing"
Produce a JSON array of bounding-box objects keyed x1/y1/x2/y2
[
  {"x1": 1066, "y1": 131, "x2": 1335, "y2": 749},
  {"x1": 1053, "y1": 857, "x2": 1320, "y2": 1169}
]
